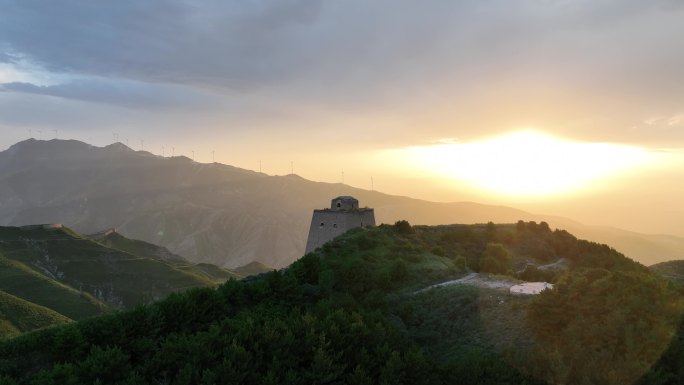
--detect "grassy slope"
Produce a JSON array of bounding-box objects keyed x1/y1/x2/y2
[
  {"x1": 176, "y1": 263, "x2": 241, "y2": 283},
  {"x1": 0, "y1": 255, "x2": 106, "y2": 320},
  {"x1": 0, "y1": 290, "x2": 71, "y2": 338},
  {"x1": 86, "y1": 230, "x2": 187, "y2": 263},
  {"x1": 230, "y1": 261, "x2": 273, "y2": 277},
  {"x1": 88, "y1": 230, "x2": 242, "y2": 283},
  {"x1": 0, "y1": 226, "x2": 217, "y2": 309}
]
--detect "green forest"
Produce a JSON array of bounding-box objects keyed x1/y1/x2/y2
[{"x1": 0, "y1": 221, "x2": 683, "y2": 384}]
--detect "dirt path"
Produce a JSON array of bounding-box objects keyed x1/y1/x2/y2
[
  {"x1": 537, "y1": 258, "x2": 567, "y2": 271},
  {"x1": 416, "y1": 273, "x2": 519, "y2": 294}
]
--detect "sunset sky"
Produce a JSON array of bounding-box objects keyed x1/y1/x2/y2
[{"x1": 1, "y1": 1, "x2": 683, "y2": 235}]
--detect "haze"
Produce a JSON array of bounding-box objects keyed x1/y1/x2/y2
[{"x1": 1, "y1": 0, "x2": 683, "y2": 235}]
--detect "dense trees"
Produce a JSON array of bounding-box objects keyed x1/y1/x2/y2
[
  {"x1": 480, "y1": 243, "x2": 510, "y2": 274},
  {"x1": 526, "y1": 268, "x2": 683, "y2": 384},
  {"x1": 0, "y1": 275, "x2": 442, "y2": 384},
  {"x1": 0, "y1": 225, "x2": 500, "y2": 384},
  {"x1": 0, "y1": 222, "x2": 681, "y2": 384}
]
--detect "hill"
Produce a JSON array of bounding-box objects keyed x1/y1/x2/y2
[
  {"x1": 230, "y1": 261, "x2": 273, "y2": 277},
  {"x1": 0, "y1": 225, "x2": 218, "y2": 309},
  {"x1": 0, "y1": 222, "x2": 681, "y2": 384},
  {"x1": 1, "y1": 139, "x2": 683, "y2": 268},
  {"x1": 650, "y1": 260, "x2": 684, "y2": 285},
  {"x1": 0, "y1": 290, "x2": 71, "y2": 338},
  {"x1": 85, "y1": 229, "x2": 242, "y2": 283},
  {"x1": 0, "y1": 250, "x2": 107, "y2": 321},
  {"x1": 0, "y1": 225, "x2": 239, "y2": 336},
  {"x1": 86, "y1": 228, "x2": 187, "y2": 263}
]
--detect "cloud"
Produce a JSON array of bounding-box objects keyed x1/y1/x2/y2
[
  {"x1": 0, "y1": 78, "x2": 221, "y2": 109},
  {"x1": 2, "y1": 0, "x2": 677, "y2": 92},
  {"x1": 1, "y1": 0, "x2": 684, "y2": 145},
  {"x1": 0, "y1": 0, "x2": 324, "y2": 88},
  {"x1": 667, "y1": 115, "x2": 684, "y2": 126},
  {"x1": 644, "y1": 113, "x2": 684, "y2": 127}
]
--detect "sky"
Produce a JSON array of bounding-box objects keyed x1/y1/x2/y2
[{"x1": 1, "y1": 0, "x2": 683, "y2": 235}]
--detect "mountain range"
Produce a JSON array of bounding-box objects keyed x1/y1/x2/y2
[{"x1": 1, "y1": 138, "x2": 683, "y2": 268}]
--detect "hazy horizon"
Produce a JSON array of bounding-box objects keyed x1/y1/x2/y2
[{"x1": 2, "y1": 136, "x2": 681, "y2": 240}]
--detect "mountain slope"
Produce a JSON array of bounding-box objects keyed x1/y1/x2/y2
[
  {"x1": 86, "y1": 229, "x2": 244, "y2": 282},
  {"x1": 0, "y1": 225, "x2": 226, "y2": 313},
  {"x1": 0, "y1": 290, "x2": 71, "y2": 339},
  {"x1": 1, "y1": 138, "x2": 683, "y2": 268},
  {"x1": 230, "y1": 261, "x2": 272, "y2": 277},
  {"x1": 0, "y1": 222, "x2": 680, "y2": 384},
  {"x1": 0, "y1": 252, "x2": 107, "y2": 320},
  {"x1": 650, "y1": 260, "x2": 684, "y2": 285},
  {"x1": 0, "y1": 290, "x2": 71, "y2": 338},
  {"x1": 86, "y1": 228, "x2": 187, "y2": 263}
]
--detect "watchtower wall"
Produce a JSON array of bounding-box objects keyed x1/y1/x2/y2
[{"x1": 304, "y1": 208, "x2": 375, "y2": 254}]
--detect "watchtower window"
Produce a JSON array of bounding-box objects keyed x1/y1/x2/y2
[
  {"x1": 320, "y1": 222, "x2": 325, "y2": 227},
  {"x1": 333, "y1": 224, "x2": 338, "y2": 228},
  {"x1": 336, "y1": 202, "x2": 341, "y2": 208}
]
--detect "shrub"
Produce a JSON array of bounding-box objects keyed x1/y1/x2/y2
[{"x1": 394, "y1": 220, "x2": 414, "y2": 235}]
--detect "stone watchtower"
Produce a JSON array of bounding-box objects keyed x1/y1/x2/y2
[{"x1": 305, "y1": 196, "x2": 376, "y2": 254}]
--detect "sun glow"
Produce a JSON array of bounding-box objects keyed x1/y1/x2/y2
[{"x1": 394, "y1": 131, "x2": 657, "y2": 197}]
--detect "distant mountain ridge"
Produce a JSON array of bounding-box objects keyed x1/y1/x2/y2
[{"x1": 1, "y1": 138, "x2": 683, "y2": 267}]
